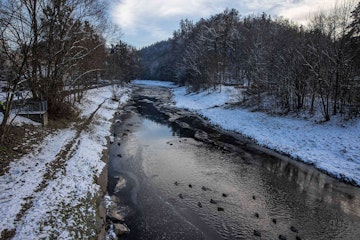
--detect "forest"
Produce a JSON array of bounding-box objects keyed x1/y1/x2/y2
[
  {"x1": 139, "y1": 2, "x2": 360, "y2": 121},
  {"x1": 0, "y1": 0, "x2": 138, "y2": 143},
  {"x1": 1, "y1": 1, "x2": 360, "y2": 145}
]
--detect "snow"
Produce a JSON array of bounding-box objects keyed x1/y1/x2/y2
[
  {"x1": 0, "y1": 85, "x2": 131, "y2": 239},
  {"x1": 133, "y1": 80, "x2": 360, "y2": 186},
  {"x1": 0, "y1": 113, "x2": 42, "y2": 126},
  {"x1": 1, "y1": 78, "x2": 359, "y2": 238}
]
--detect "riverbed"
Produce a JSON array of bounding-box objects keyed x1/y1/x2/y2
[{"x1": 107, "y1": 85, "x2": 360, "y2": 240}]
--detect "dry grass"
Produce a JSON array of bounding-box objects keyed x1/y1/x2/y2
[{"x1": 0, "y1": 126, "x2": 25, "y2": 167}]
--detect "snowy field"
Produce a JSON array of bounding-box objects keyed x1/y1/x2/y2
[
  {"x1": 133, "y1": 80, "x2": 360, "y2": 186},
  {"x1": 0, "y1": 85, "x2": 131, "y2": 239}
]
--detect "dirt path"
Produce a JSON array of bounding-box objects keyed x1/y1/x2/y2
[{"x1": 1, "y1": 98, "x2": 109, "y2": 239}]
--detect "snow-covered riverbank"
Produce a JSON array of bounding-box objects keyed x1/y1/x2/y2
[
  {"x1": 0, "y1": 85, "x2": 130, "y2": 239},
  {"x1": 133, "y1": 80, "x2": 360, "y2": 186}
]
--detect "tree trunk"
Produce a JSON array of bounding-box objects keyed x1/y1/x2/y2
[
  {"x1": 30, "y1": 0, "x2": 40, "y2": 99},
  {"x1": 0, "y1": 93, "x2": 14, "y2": 144}
]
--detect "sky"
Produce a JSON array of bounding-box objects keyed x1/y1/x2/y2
[{"x1": 110, "y1": 0, "x2": 339, "y2": 48}]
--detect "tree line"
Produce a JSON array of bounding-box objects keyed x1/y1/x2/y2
[
  {"x1": 0, "y1": 0, "x2": 138, "y2": 143},
  {"x1": 140, "y1": 1, "x2": 360, "y2": 121}
]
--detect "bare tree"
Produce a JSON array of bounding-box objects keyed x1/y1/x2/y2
[
  {"x1": 344, "y1": 1, "x2": 360, "y2": 117},
  {"x1": 0, "y1": 0, "x2": 109, "y2": 142},
  {"x1": 32, "y1": 0, "x2": 107, "y2": 116},
  {"x1": 302, "y1": 0, "x2": 356, "y2": 120},
  {"x1": 0, "y1": 0, "x2": 33, "y2": 143},
  {"x1": 105, "y1": 41, "x2": 138, "y2": 85},
  {"x1": 139, "y1": 1, "x2": 359, "y2": 119}
]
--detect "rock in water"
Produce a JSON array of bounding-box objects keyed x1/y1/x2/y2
[
  {"x1": 272, "y1": 218, "x2": 277, "y2": 224},
  {"x1": 253, "y1": 230, "x2": 261, "y2": 237},
  {"x1": 194, "y1": 130, "x2": 208, "y2": 141},
  {"x1": 198, "y1": 202, "x2": 202, "y2": 208},
  {"x1": 210, "y1": 199, "x2": 217, "y2": 204},
  {"x1": 114, "y1": 177, "x2": 126, "y2": 193},
  {"x1": 279, "y1": 235, "x2": 287, "y2": 240},
  {"x1": 217, "y1": 207, "x2": 224, "y2": 211},
  {"x1": 201, "y1": 186, "x2": 211, "y2": 191},
  {"x1": 114, "y1": 223, "x2": 130, "y2": 235},
  {"x1": 254, "y1": 212, "x2": 259, "y2": 218},
  {"x1": 188, "y1": 184, "x2": 193, "y2": 188},
  {"x1": 222, "y1": 193, "x2": 228, "y2": 197},
  {"x1": 290, "y1": 226, "x2": 298, "y2": 233},
  {"x1": 108, "y1": 209, "x2": 125, "y2": 222},
  {"x1": 110, "y1": 195, "x2": 120, "y2": 204}
]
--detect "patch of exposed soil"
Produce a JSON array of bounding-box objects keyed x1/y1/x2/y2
[
  {"x1": 0, "y1": 228, "x2": 16, "y2": 239},
  {"x1": 0, "y1": 125, "x2": 50, "y2": 176}
]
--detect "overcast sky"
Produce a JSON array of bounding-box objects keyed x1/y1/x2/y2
[{"x1": 109, "y1": 0, "x2": 339, "y2": 48}]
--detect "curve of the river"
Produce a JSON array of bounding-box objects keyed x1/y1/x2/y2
[{"x1": 107, "y1": 85, "x2": 360, "y2": 240}]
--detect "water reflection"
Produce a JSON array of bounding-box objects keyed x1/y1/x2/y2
[
  {"x1": 136, "y1": 93, "x2": 360, "y2": 221},
  {"x1": 131, "y1": 117, "x2": 360, "y2": 239},
  {"x1": 260, "y1": 156, "x2": 360, "y2": 218},
  {"x1": 116, "y1": 86, "x2": 360, "y2": 240}
]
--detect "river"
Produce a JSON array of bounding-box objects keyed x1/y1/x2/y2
[{"x1": 107, "y1": 84, "x2": 360, "y2": 240}]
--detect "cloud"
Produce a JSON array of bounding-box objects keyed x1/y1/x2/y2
[
  {"x1": 111, "y1": 0, "x2": 214, "y2": 28},
  {"x1": 269, "y1": 0, "x2": 338, "y2": 24},
  {"x1": 110, "y1": 0, "x2": 221, "y2": 47},
  {"x1": 110, "y1": 0, "x2": 339, "y2": 48}
]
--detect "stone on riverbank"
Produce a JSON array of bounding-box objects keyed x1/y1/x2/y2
[
  {"x1": 114, "y1": 223, "x2": 130, "y2": 235},
  {"x1": 108, "y1": 209, "x2": 125, "y2": 222}
]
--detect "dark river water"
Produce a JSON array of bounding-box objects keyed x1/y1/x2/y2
[{"x1": 108, "y1": 85, "x2": 360, "y2": 240}]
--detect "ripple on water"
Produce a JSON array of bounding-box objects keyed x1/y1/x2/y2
[{"x1": 114, "y1": 99, "x2": 360, "y2": 240}]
